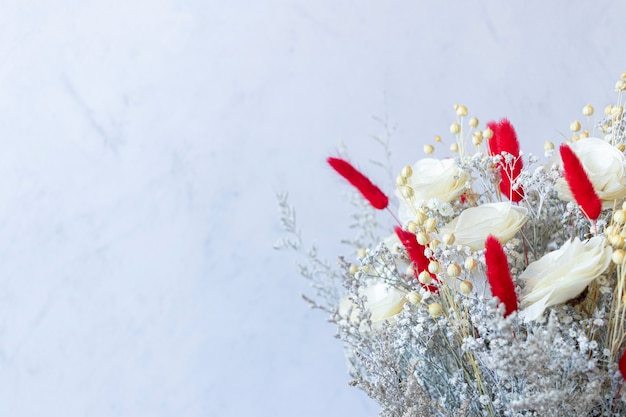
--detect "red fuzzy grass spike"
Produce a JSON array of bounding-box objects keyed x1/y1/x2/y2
[
  {"x1": 394, "y1": 226, "x2": 438, "y2": 292},
  {"x1": 327, "y1": 157, "x2": 389, "y2": 210},
  {"x1": 619, "y1": 349, "x2": 626, "y2": 381},
  {"x1": 485, "y1": 235, "x2": 518, "y2": 317},
  {"x1": 487, "y1": 119, "x2": 525, "y2": 202},
  {"x1": 559, "y1": 144, "x2": 602, "y2": 221}
]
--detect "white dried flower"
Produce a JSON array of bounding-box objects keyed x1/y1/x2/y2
[
  {"x1": 441, "y1": 202, "x2": 528, "y2": 250},
  {"x1": 398, "y1": 158, "x2": 467, "y2": 222},
  {"x1": 554, "y1": 138, "x2": 626, "y2": 208},
  {"x1": 519, "y1": 236, "x2": 612, "y2": 321},
  {"x1": 338, "y1": 283, "x2": 407, "y2": 329}
]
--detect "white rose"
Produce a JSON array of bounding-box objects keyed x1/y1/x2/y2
[
  {"x1": 338, "y1": 283, "x2": 407, "y2": 330},
  {"x1": 554, "y1": 138, "x2": 626, "y2": 208},
  {"x1": 441, "y1": 202, "x2": 528, "y2": 251},
  {"x1": 398, "y1": 158, "x2": 467, "y2": 223},
  {"x1": 519, "y1": 236, "x2": 612, "y2": 321}
]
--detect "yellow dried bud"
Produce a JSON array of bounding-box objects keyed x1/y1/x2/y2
[
  {"x1": 428, "y1": 302, "x2": 443, "y2": 318},
  {"x1": 442, "y1": 233, "x2": 455, "y2": 245},
  {"x1": 621, "y1": 72, "x2": 626, "y2": 79},
  {"x1": 582, "y1": 104, "x2": 594, "y2": 116},
  {"x1": 469, "y1": 117, "x2": 479, "y2": 128},
  {"x1": 407, "y1": 221, "x2": 418, "y2": 233},
  {"x1": 416, "y1": 232, "x2": 430, "y2": 246},
  {"x1": 483, "y1": 127, "x2": 493, "y2": 139},
  {"x1": 616, "y1": 80, "x2": 626, "y2": 91},
  {"x1": 570, "y1": 120, "x2": 581, "y2": 132},
  {"x1": 406, "y1": 291, "x2": 422, "y2": 305},
  {"x1": 456, "y1": 105, "x2": 468, "y2": 117},
  {"x1": 472, "y1": 131, "x2": 483, "y2": 146},
  {"x1": 414, "y1": 211, "x2": 427, "y2": 225},
  {"x1": 395, "y1": 174, "x2": 407, "y2": 186},
  {"x1": 424, "y1": 144, "x2": 435, "y2": 155},
  {"x1": 580, "y1": 130, "x2": 590, "y2": 139},
  {"x1": 605, "y1": 105, "x2": 614, "y2": 116},
  {"x1": 544, "y1": 141, "x2": 555, "y2": 151},
  {"x1": 617, "y1": 143, "x2": 626, "y2": 152},
  {"x1": 464, "y1": 257, "x2": 478, "y2": 272},
  {"x1": 615, "y1": 210, "x2": 626, "y2": 224},
  {"x1": 349, "y1": 264, "x2": 359, "y2": 275},
  {"x1": 428, "y1": 239, "x2": 441, "y2": 251},
  {"x1": 357, "y1": 248, "x2": 367, "y2": 258},
  {"x1": 459, "y1": 280, "x2": 473, "y2": 295},
  {"x1": 613, "y1": 106, "x2": 624, "y2": 118},
  {"x1": 610, "y1": 234, "x2": 624, "y2": 247},
  {"x1": 450, "y1": 122, "x2": 461, "y2": 135},
  {"x1": 613, "y1": 249, "x2": 626, "y2": 265},
  {"x1": 401, "y1": 165, "x2": 413, "y2": 178},
  {"x1": 606, "y1": 225, "x2": 618, "y2": 235},
  {"x1": 418, "y1": 270, "x2": 432, "y2": 285},
  {"x1": 447, "y1": 263, "x2": 461, "y2": 277},
  {"x1": 401, "y1": 186, "x2": 414, "y2": 199},
  {"x1": 434, "y1": 135, "x2": 442, "y2": 143},
  {"x1": 450, "y1": 142, "x2": 459, "y2": 153},
  {"x1": 428, "y1": 260, "x2": 441, "y2": 274},
  {"x1": 424, "y1": 217, "x2": 437, "y2": 232}
]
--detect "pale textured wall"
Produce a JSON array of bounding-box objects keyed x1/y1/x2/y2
[{"x1": 0, "y1": 1, "x2": 624, "y2": 416}]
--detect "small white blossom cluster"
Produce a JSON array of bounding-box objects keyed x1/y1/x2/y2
[{"x1": 279, "y1": 73, "x2": 626, "y2": 416}]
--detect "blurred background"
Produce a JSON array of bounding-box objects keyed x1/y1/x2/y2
[{"x1": 0, "y1": 1, "x2": 625, "y2": 416}]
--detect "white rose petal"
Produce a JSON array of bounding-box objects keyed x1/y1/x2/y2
[
  {"x1": 519, "y1": 236, "x2": 612, "y2": 321},
  {"x1": 441, "y1": 202, "x2": 528, "y2": 251},
  {"x1": 398, "y1": 158, "x2": 467, "y2": 223},
  {"x1": 554, "y1": 138, "x2": 626, "y2": 208},
  {"x1": 338, "y1": 283, "x2": 407, "y2": 330}
]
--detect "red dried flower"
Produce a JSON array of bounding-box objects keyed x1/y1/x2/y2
[
  {"x1": 487, "y1": 119, "x2": 525, "y2": 202},
  {"x1": 327, "y1": 157, "x2": 389, "y2": 210},
  {"x1": 485, "y1": 235, "x2": 518, "y2": 317},
  {"x1": 394, "y1": 226, "x2": 438, "y2": 292},
  {"x1": 619, "y1": 349, "x2": 626, "y2": 381},
  {"x1": 559, "y1": 143, "x2": 602, "y2": 221}
]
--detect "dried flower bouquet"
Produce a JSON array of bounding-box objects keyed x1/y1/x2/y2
[{"x1": 277, "y1": 73, "x2": 626, "y2": 416}]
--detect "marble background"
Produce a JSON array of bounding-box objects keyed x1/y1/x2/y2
[{"x1": 0, "y1": 1, "x2": 625, "y2": 416}]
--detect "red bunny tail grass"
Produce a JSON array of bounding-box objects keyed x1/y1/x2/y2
[
  {"x1": 487, "y1": 119, "x2": 525, "y2": 202},
  {"x1": 619, "y1": 349, "x2": 626, "y2": 381},
  {"x1": 485, "y1": 235, "x2": 518, "y2": 317},
  {"x1": 559, "y1": 144, "x2": 602, "y2": 221},
  {"x1": 394, "y1": 226, "x2": 438, "y2": 291},
  {"x1": 327, "y1": 157, "x2": 389, "y2": 210}
]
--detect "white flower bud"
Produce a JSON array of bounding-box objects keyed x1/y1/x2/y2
[
  {"x1": 570, "y1": 120, "x2": 581, "y2": 132},
  {"x1": 464, "y1": 257, "x2": 478, "y2": 271},
  {"x1": 428, "y1": 261, "x2": 441, "y2": 274},
  {"x1": 612, "y1": 249, "x2": 626, "y2": 265},
  {"x1": 424, "y1": 217, "x2": 437, "y2": 232},
  {"x1": 428, "y1": 302, "x2": 443, "y2": 318},
  {"x1": 447, "y1": 263, "x2": 461, "y2": 277},
  {"x1": 544, "y1": 141, "x2": 555, "y2": 151},
  {"x1": 442, "y1": 233, "x2": 455, "y2": 245},
  {"x1": 418, "y1": 270, "x2": 432, "y2": 285},
  {"x1": 416, "y1": 232, "x2": 430, "y2": 246},
  {"x1": 459, "y1": 280, "x2": 473, "y2": 295},
  {"x1": 406, "y1": 291, "x2": 422, "y2": 305}
]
